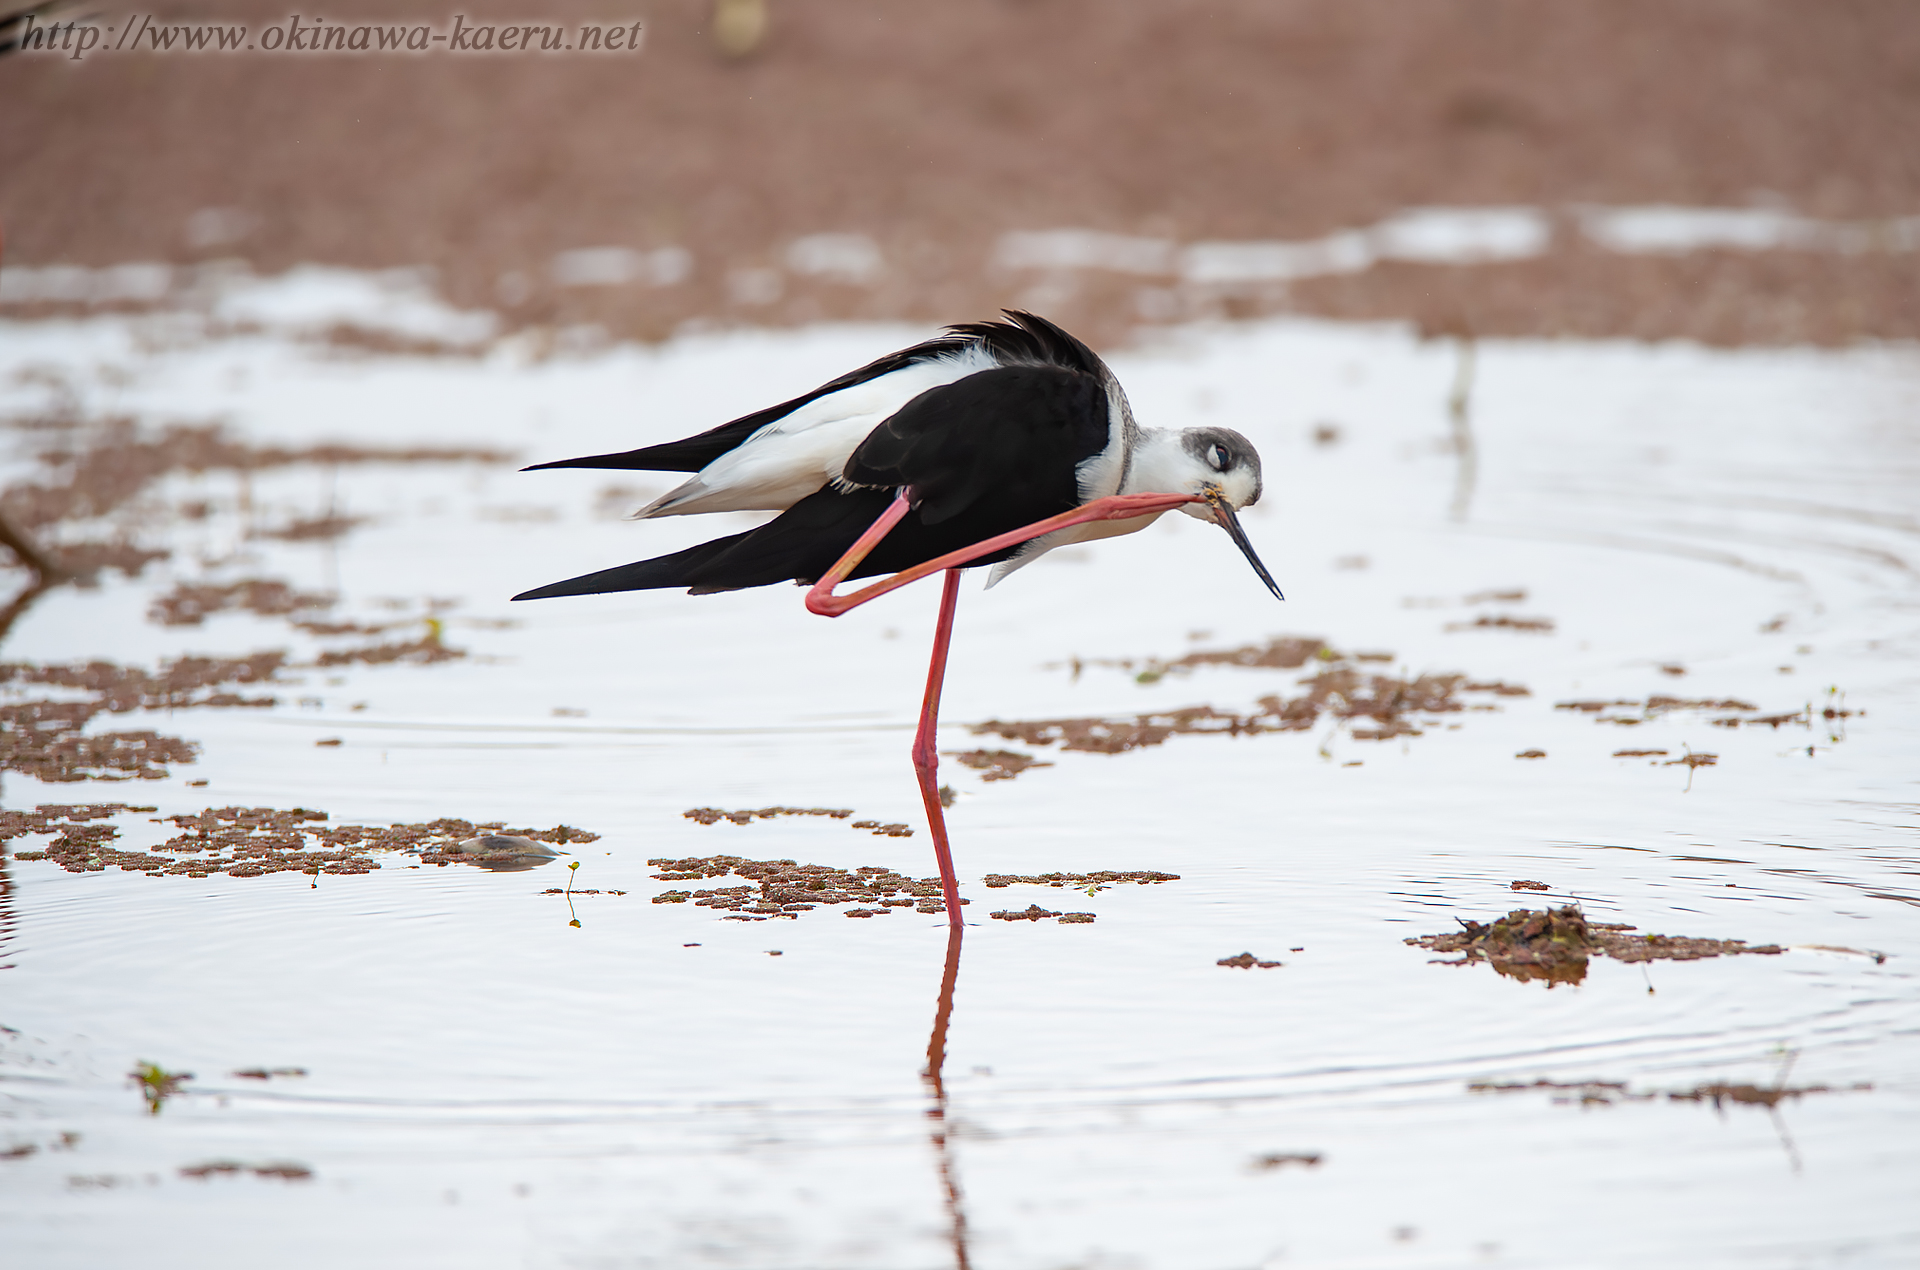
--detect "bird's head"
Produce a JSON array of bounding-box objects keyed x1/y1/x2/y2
[
  {"x1": 1171, "y1": 427, "x2": 1263, "y2": 520},
  {"x1": 1133, "y1": 427, "x2": 1282, "y2": 600}
]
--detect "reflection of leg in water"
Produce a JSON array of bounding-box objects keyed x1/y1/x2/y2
[{"x1": 923, "y1": 925, "x2": 971, "y2": 1270}]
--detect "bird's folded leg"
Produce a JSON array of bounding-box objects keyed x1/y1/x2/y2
[{"x1": 804, "y1": 490, "x2": 1206, "y2": 617}]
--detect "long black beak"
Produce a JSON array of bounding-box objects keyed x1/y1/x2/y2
[{"x1": 1207, "y1": 492, "x2": 1285, "y2": 601}]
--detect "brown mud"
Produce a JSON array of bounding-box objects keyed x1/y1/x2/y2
[
  {"x1": 647, "y1": 854, "x2": 958, "y2": 918},
  {"x1": 1409, "y1": 905, "x2": 1783, "y2": 987},
  {"x1": 8, "y1": 4, "x2": 1917, "y2": 349},
  {"x1": 2, "y1": 804, "x2": 596, "y2": 878}
]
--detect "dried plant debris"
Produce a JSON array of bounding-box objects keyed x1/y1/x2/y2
[
  {"x1": 983, "y1": 870, "x2": 1178, "y2": 890},
  {"x1": 1469, "y1": 1078, "x2": 1871, "y2": 1110},
  {"x1": 0, "y1": 653, "x2": 283, "y2": 782},
  {"x1": 1446, "y1": 614, "x2": 1555, "y2": 633},
  {"x1": 231, "y1": 1068, "x2": 307, "y2": 1080},
  {"x1": 148, "y1": 579, "x2": 334, "y2": 627},
  {"x1": 179, "y1": 1160, "x2": 314, "y2": 1181},
  {"x1": 1218, "y1": 952, "x2": 1284, "y2": 968},
  {"x1": 947, "y1": 749, "x2": 1053, "y2": 781},
  {"x1": 1555, "y1": 695, "x2": 1811, "y2": 729},
  {"x1": 260, "y1": 514, "x2": 367, "y2": 542},
  {"x1": 1409, "y1": 905, "x2": 1783, "y2": 987},
  {"x1": 314, "y1": 626, "x2": 464, "y2": 667},
  {"x1": 977, "y1": 667, "x2": 1521, "y2": 754},
  {"x1": 647, "y1": 854, "x2": 962, "y2": 918},
  {"x1": 683, "y1": 806, "x2": 912, "y2": 836},
  {"x1": 3, "y1": 805, "x2": 596, "y2": 878},
  {"x1": 1510, "y1": 879, "x2": 1551, "y2": 892},
  {"x1": 1249, "y1": 1152, "x2": 1322, "y2": 1170},
  {"x1": 685, "y1": 806, "x2": 852, "y2": 826},
  {"x1": 991, "y1": 904, "x2": 1096, "y2": 924}
]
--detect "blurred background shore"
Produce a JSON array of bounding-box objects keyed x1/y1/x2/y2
[{"x1": 3, "y1": 0, "x2": 1918, "y2": 348}]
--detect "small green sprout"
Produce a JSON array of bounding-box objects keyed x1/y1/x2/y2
[{"x1": 129, "y1": 1062, "x2": 192, "y2": 1115}]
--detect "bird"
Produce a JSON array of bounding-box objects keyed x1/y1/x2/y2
[{"x1": 516, "y1": 310, "x2": 1283, "y2": 931}]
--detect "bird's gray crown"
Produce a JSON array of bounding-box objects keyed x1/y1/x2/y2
[{"x1": 1182, "y1": 427, "x2": 1264, "y2": 504}]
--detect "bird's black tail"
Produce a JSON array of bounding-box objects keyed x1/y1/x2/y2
[{"x1": 513, "y1": 484, "x2": 1037, "y2": 601}]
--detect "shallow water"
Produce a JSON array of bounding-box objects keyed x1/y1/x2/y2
[{"x1": 1, "y1": 300, "x2": 1917, "y2": 1268}]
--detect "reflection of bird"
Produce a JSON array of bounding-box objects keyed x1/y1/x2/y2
[{"x1": 518, "y1": 311, "x2": 1282, "y2": 929}]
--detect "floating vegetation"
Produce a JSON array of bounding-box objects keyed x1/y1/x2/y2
[
  {"x1": 646, "y1": 854, "x2": 961, "y2": 918},
  {"x1": 148, "y1": 579, "x2": 334, "y2": 627},
  {"x1": 990, "y1": 904, "x2": 1096, "y2": 924},
  {"x1": 1510, "y1": 879, "x2": 1551, "y2": 892},
  {"x1": 978, "y1": 666, "x2": 1522, "y2": 754},
  {"x1": 1218, "y1": 952, "x2": 1284, "y2": 968},
  {"x1": 1, "y1": 419, "x2": 507, "y2": 535},
  {"x1": 982, "y1": 870, "x2": 1178, "y2": 890},
  {"x1": 179, "y1": 1160, "x2": 313, "y2": 1181},
  {"x1": 1409, "y1": 905, "x2": 1783, "y2": 987},
  {"x1": 2, "y1": 805, "x2": 595, "y2": 879},
  {"x1": 1469, "y1": 1078, "x2": 1871, "y2": 1110},
  {"x1": 1446, "y1": 614, "x2": 1555, "y2": 633},
  {"x1": 683, "y1": 806, "x2": 912, "y2": 836},
  {"x1": 1557, "y1": 695, "x2": 1761, "y2": 727},
  {"x1": 947, "y1": 749, "x2": 1053, "y2": 781},
  {"x1": 1249, "y1": 1152, "x2": 1322, "y2": 1170},
  {"x1": 231, "y1": 1067, "x2": 307, "y2": 1080},
  {"x1": 684, "y1": 806, "x2": 852, "y2": 826},
  {"x1": 0, "y1": 653, "x2": 285, "y2": 782},
  {"x1": 314, "y1": 621, "x2": 464, "y2": 667}
]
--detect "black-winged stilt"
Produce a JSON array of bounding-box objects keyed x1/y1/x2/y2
[{"x1": 515, "y1": 311, "x2": 1282, "y2": 931}]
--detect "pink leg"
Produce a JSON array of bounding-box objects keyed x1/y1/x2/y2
[
  {"x1": 913, "y1": 569, "x2": 965, "y2": 931},
  {"x1": 803, "y1": 489, "x2": 1207, "y2": 934},
  {"x1": 805, "y1": 489, "x2": 1204, "y2": 618}
]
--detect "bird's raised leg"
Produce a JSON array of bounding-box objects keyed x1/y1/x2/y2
[
  {"x1": 805, "y1": 489, "x2": 1204, "y2": 618},
  {"x1": 913, "y1": 569, "x2": 965, "y2": 930}
]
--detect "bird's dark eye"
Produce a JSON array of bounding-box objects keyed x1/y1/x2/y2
[{"x1": 1209, "y1": 443, "x2": 1230, "y2": 472}]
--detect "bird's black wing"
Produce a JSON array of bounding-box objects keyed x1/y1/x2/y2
[
  {"x1": 844, "y1": 363, "x2": 1109, "y2": 524},
  {"x1": 513, "y1": 360, "x2": 1112, "y2": 599},
  {"x1": 520, "y1": 310, "x2": 1109, "y2": 474}
]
